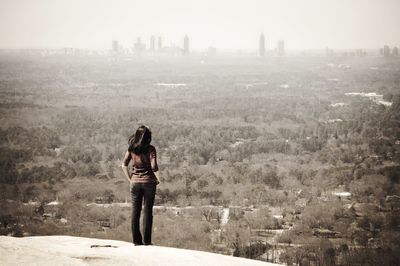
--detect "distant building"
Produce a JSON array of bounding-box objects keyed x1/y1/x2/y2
[
  {"x1": 97, "y1": 218, "x2": 112, "y2": 230},
  {"x1": 208, "y1": 46, "x2": 217, "y2": 56},
  {"x1": 383, "y1": 45, "x2": 391, "y2": 57},
  {"x1": 112, "y1": 40, "x2": 119, "y2": 53},
  {"x1": 277, "y1": 40, "x2": 284, "y2": 56},
  {"x1": 356, "y1": 49, "x2": 366, "y2": 57},
  {"x1": 64, "y1": 48, "x2": 74, "y2": 55},
  {"x1": 313, "y1": 228, "x2": 339, "y2": 238},
  {"x1": 150, "y1": 35, "x2": 155, "y2": 51},
  {"x1": 134, "y1": 38, "x2": 146, "y2": 54},
  {"x1": 183, "y1": 35, "x2": 189, "y2": 55},
  {"x1": 325, "y1": 47, "x2": 334, "y2": 56},
  {"x1": 393, "y1": 47, "x2": 399, "y2": 57},
  {"x1": 163, "y1": 44, "x2": 181, "y2": 55},
  {"x1": 259, "y1": 34, "x2": 265, "y2": 56},
  {"x1": 158, "y1": 36, "x2": 162, "y2": 51}
]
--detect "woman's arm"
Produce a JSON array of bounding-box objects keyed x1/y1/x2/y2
[
  {"x1": 150, "y1": 147, "x2": 159, "y2": 172},
  {"x1": 154, "y1": 171, "x2": 160, "y2": 185},
  {"x1": 121, "y1": 151, "x2": 131, "y2": 182},
  {"x1": 150, "y1": 146, "x2": 160, "y2": 184}
]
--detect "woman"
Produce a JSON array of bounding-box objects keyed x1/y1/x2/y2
[{"x1": 122, "y1": 125, "x2": 160, "y2": 246}]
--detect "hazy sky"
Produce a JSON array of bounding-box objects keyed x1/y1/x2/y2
[{"x1": 0, "y1": 0, "x2": 399, "y2": 50}]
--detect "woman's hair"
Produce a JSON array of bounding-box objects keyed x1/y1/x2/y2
[{"x1": 128, "y1": 125, "x2": 152, "y2": 154}]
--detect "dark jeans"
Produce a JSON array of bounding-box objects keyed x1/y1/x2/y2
[{"x1": 130, "y1": 182, "x2": 156, "y2": 245}]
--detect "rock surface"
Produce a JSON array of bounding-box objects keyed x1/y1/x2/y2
[{"x1": 0, "y1": 235, "x2": 280, "y2": 266}]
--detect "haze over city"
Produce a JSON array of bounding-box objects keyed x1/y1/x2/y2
[
  {"x1": 1, "y1": 0, "x2": 400, "y2": 265},
  {"x1": 1, "y1": 0, "x2": 400, "y2": 51}
]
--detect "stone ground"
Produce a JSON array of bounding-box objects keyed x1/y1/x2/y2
[{"x1": 0, "y1": 235, "x2": 280, "y2": 266}]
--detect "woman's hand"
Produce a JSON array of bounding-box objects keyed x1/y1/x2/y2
[
  {"x1": 121, "y1": 165, "x2": 131, "y2": 182},
  {"x1": 154, "y1": 171, "x2": 160, "y2": 185}
]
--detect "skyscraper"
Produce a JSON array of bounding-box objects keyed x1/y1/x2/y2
[
  {"x1": 112, "y1": 40, "x2": 119, "y2": 53},
  {"x1": 158, "y1": 36, "x2": 162, "y2": 51},
  {"x1": 383, "y1": 45, "x2": 391, "y2": 57},
  {"x1": 150, "y1": 36, "x2": 155, "y2": 51},
  {"x1": 134, "y1": 38, "x2": 146, "y2": 53},
  {"x1": 392, "y1": 47, "x2": 398, "y2": 57},
  {"x1": 259, "y1": 34, "x2": 265, "y2": 56},
  {"x1": 183, "y1": 35, "x2": 189, "y2": 55},
  {"x1": 277, "y1": 40, "x2": 285, "y2": 56}
]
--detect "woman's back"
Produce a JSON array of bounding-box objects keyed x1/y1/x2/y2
[{"x1": 123, "y1": 145, "x2": 158, "y2": 183}]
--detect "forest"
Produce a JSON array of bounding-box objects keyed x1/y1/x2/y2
[{"x1": 0, "y1": 52, "x2": 399, "y2": 265}]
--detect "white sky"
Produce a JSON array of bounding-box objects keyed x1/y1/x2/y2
[{"x1": 0, "y1": 0, "x2": 399, "y2": 50}]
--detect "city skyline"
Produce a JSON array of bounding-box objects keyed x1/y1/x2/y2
[
  {"x1": 0, "y1": 0, "x2": 400, "y2": 50},
  {"x1": 109, "y1": 35, "x2": 396, "y2": 56}
]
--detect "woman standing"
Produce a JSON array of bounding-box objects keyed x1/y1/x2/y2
[{"x1": 122, "y1": 125, "x2": 160, "y2": 246}]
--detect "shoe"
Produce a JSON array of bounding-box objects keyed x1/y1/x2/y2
[
  {"x1": 134, "y1": 242, "x2": 143, "y2": 246},
  {"x1": 144, "y1": 243, "x2": 154, "y2": 246}
]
